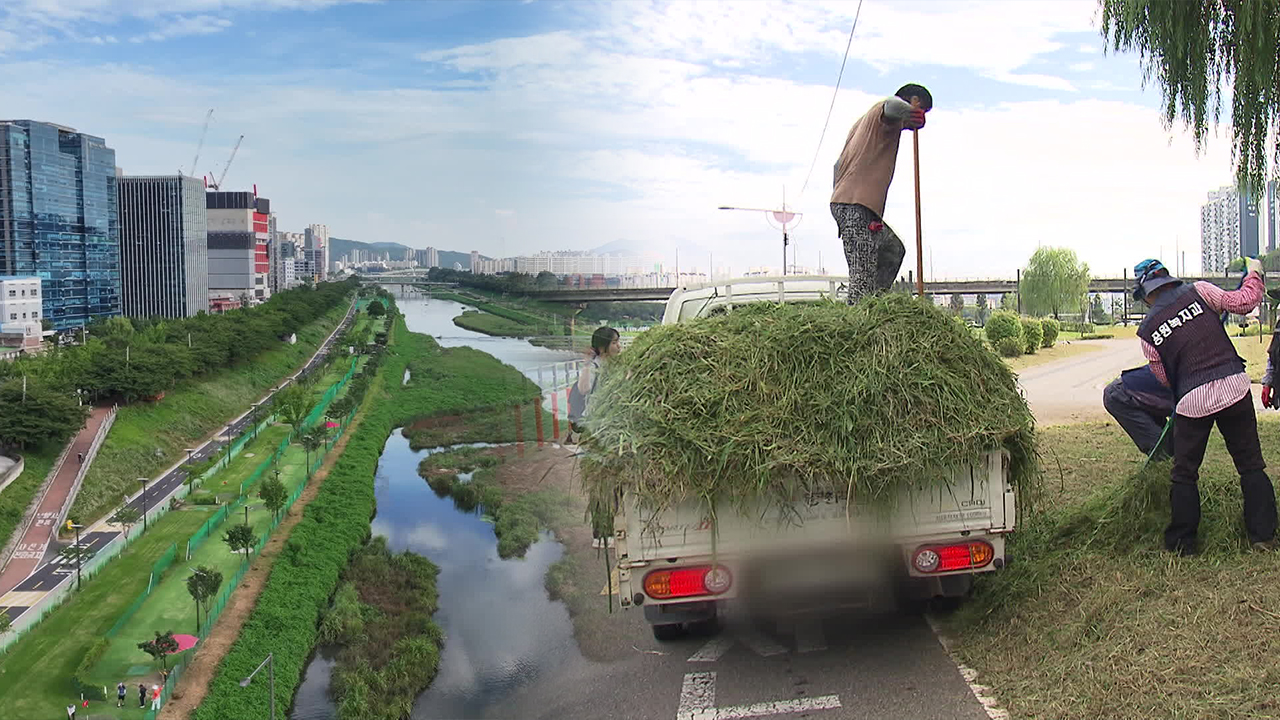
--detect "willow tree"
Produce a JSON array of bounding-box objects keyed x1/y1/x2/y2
[
  {"x1": 1101, "y1": 0, "x2": 1280, "y2": 194},
  {"x1": 1021, "y1": 247, "x2": 1091, "y2": 319}
]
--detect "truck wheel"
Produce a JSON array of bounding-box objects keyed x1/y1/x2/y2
[{"x1": 652, "y1": 623, "x2": 686, "y2": 642}]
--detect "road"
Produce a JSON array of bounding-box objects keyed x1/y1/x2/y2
[
  {"x1": 1017, "y1": 337, "x2": 1270, "y2": 424},
  {"x1": 485, "y1": 608, "x2": 994, "y2": 720},
  {"x1": 0, "y1": 299, "x2": 358, "y2": 624}
]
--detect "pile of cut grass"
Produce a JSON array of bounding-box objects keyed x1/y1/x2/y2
[{"x1": 580, "y1": 295, "x2": 1039, "y2": 518}]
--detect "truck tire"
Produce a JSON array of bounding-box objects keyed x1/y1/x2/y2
[{"x1": 652, "y1": 623, "x2": 686, "y2": 642}]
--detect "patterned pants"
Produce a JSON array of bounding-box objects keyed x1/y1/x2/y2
[{"x1": 831, "y1": 202, "x2": 906, "y2": 303}]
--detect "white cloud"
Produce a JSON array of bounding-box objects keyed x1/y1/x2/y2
[
  {"x1": 130, "y1": 14, "x2": 232, "y2": 42},
  {"x1": 1069, "y1": 61, "x2": 1095, "y2": 72}
]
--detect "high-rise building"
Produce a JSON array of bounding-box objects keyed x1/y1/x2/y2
[
  {"x1": 470, "y1": 250, "x2": 479, "y2": 272},
  {"x1": 415, "y1": 247, "x2": 439, "y2": 269},
  {"x1": 118, "y1": 176, "x2": 208, "y2": 318},
  {"x1": 207, "y1": 191, "x2": 271, "y2": 305},
  {"x1": 274, "y1": 230, "x2": 303, "y2": 290},
  {"x1": 1201, "y1": 186, "x2": 1261, "y2": 274},
  {"x1": 0, "y1": 275, "x2": 43, "y2": 357},
  {"x1": 304, "y1": 224, "x2": 328, "y2": 282},
  {"x1": 0, "y1": 120, "x2": 121, "y2": 330}
]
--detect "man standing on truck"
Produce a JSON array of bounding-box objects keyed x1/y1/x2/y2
[
  {"x1": 1133, "y1": 257, "x2": 1278, "y2": 555},
  {"x1": 1103, "y1": 365, "x2": 1175, "y2": 461},
  {"x1": 832, "y1": 84, "x2": 931, "y2": 302}
]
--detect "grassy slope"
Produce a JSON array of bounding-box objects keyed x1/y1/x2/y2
[
  {"x1": 70, "y1": 302, "x2": 349, "y2": 526},
  {"x1": 0, "y1": 448, "x2": 58, "y2": 561},
  {"x1": 193, "y1": 314, "x2": 543, "y2": 719},
  {"x1": 452, "y1": 310, "x2": 536, "y2": 337},
  {"x1": 946, "y1": 418, "x2": 1280, "y2": 719},
  {"x1": 0, "y1": 509, "x2": 211, "y2": 720}
]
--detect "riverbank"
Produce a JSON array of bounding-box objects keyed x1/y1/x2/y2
[{"x1": 191, "y1": 297, "x2": 548, "y2": 719}]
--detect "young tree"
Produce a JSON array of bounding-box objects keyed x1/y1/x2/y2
[
  {"x1": 1021, "y1": 247, "x2": 1091, "y2": 319},
  {"x1": 1000, "y1": 292, "x2": 1017, "y2": 312},
  {"x1": 109, "y1": 503, "x2": 141, "y2": 538},
  {"x1": 138, "y1": 630, "x2": 180, "y2": 670},
  {"x1": 0, "y1": 609, "x2": 11, "y2": 634},
  {"x1": 1101, "y1": 0, "x2": 1280, "y2": 194},
  {"x1": 367, "y1": 301, "x2": 386, "y2": 318},
  {"x1": 259, "y1": 477, "x2": 288, "y2": 521},
  {"x1": 223, "y1": 523, "x2": 257, "y2": 566},
  {"x1": 948, "y1": 293, "x2": 965, "y2": 316},
  {"x1": 185, "y1": 566, "x2": 223, "y2": 634},
  {"x1": 301, "y1": 426, "x2": 329, "y2": 478},
  {"x1": 975, "y1": 293, "x2": 989, "y2": 324},
  {"x1": 274, "y1": 384, "x2": 312, "y2": 436}
]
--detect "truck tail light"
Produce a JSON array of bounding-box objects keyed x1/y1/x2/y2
[
  {"x1": 643, "y1": 565, "x2": 732, "y2": 599},
  {"x1": 912, "y1": 541, "x2": 994, "y2": 573}
]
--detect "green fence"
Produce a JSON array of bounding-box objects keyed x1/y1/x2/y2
[{"x1": 140, "y1": 403, "x2": 361, "y2": 719}]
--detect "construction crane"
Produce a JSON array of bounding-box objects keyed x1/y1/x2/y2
[
  {"x1": 207, "y1": 134, "x2": 244, "y2": 191},
  {"x1": 187, "y1": 108, "x2": 214, "y2": 177}
]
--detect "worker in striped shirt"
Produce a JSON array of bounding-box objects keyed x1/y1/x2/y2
[{"x1": 1134, "y1": 257, "x2": 1277, "y2": 555}]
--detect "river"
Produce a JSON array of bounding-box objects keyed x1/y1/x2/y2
[{"x1": 289, "y1": 297, "x2": 584, "y2": 719}]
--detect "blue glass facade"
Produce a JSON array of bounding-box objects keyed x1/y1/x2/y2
[{"x1": 0, "y1": 120, "x2": 121, "y2": 330}]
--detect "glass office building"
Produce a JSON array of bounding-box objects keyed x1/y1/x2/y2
[{"x1": 0, "y1": 120, "x2": 121, "y2": 330}]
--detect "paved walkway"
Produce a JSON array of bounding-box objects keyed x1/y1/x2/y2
[{"x1": 0, "y1": 406, "x2": 113, "y2": 598}]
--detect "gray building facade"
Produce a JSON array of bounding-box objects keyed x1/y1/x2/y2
[{"x1": 118, "y1": 175, "x2": 208, "y2": 318}]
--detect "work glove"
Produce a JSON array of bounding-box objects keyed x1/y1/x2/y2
[
  {"x1": 1264, "y1": 385, "x2": 1273, "y2": 409},
  {"x1": 1245, "y1": 257, "x2": 1265, "y2": 277},
  {"x1": 904, "y1": 107, "x2": 926, "y2": 130}
]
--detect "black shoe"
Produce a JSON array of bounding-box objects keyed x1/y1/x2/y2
[{"x1": 1165, "y1": 541, "x2": 1198, "y2": 557}]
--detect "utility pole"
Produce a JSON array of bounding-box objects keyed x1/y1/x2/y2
[
  {"x1": 138, "y1": 478, "x2": 149, "y2": 531},
  {"x1": 717, "y1": 189, "x2": 802, "y2": 277}
]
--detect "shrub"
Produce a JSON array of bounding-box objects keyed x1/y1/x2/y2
[
  {"x1": 985, "y1": 310, "x2": 1022, "y2": 346},
  {"x1": 1021, "y1": 318, "x2": 1044, "y2": 354},
  {"x1": 1040, "y1": 317, "x2": 1060, "y2": 348},
  {"x1": 189, "y1": 492, "x2": 219, "y2": 506},
  {"x1": 1081, "y1": 333, "x2": 1115, "y2": 340},
  {"x1": 73, "y1": 637, "x2": 110, "y2": 700},
  {"x1": 997, "y1": 336, "x2": 1025, "y2": 358},
  {"x1": 1062, "y1": 321, "x2": 1095, "y2": 334}
]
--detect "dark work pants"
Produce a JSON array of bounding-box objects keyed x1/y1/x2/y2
[
  {"x1": 1102, "y1": 379, "x2": 1173, "y2": 460},
  {"x1": 1168, "y1": 392, "x2": 1278, "y2": 551}
]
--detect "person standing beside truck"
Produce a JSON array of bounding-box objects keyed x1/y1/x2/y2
[
  {"x1": 1103, "y1": 365, "x2": 1175, "y2": 461},
  {"x1": 1133, "y1": 257, "x2": 1278, "y2": 555},
  {"x1": 565, "y1": 326, "x2": 621, "y2": 444},
  {"x1": 831, "y1": 84, "x2": 931, "y2": 302}
]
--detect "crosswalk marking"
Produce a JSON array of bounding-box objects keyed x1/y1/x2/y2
[{"x1": 676, "y1": 672, "x2": 841, "y2": 720}]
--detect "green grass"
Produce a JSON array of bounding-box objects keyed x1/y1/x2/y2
[
  {"x1": 70, "y1": 303, "x2": 350, "y2": 527},
  {"x1": 406, "y1": 401, "x2": 555, "y2": 450},
  {"x1": 0, "y1": 447, "x2": 59, "y2": 561},
  {"x1": 945, "y1": 418, "x2": 1280, "y2": 719},
  {"x1": 0, "y1": 509, "x2": 211, "y2": 720},
  {"x1": 195, "y1": 310, "x2": 546, "y2": 720},
  {"x1": 453, "y1": 310, "x2": 544, "y2": 337},
  {"x1": 87, "y1": 444, "x2": 310, "y2": 695}
]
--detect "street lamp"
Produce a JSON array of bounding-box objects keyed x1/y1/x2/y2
[
  {"x1": 239, "y1": 652, "x2": 275, "y2": 720},
  {"x1": 64, "y1": 521, "x2": 84, "y2": 591},
  {"x1": 224, "y1": 426, "x2": 233, "y2": 469},
  {"x1": 137, "y1": 478, "x2": 149, "y2": 532},
  {"x1": 719, "y1": 191, "x2": 803, "y2": 276},
  {"x1": 250, "y1": 403, "x2": 262, "y2": 441}
]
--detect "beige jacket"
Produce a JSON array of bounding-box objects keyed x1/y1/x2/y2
[{"x1": 831, "y1": 98, "x2": 909, "y2": 217}]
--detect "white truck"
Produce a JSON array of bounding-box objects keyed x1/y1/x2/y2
[{"x1": 612, "y1": 276, "x2": 1019, "y2": 641}]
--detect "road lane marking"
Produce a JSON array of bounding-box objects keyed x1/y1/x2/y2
[
  {"x1": 676, "y1": 672, "x2": 840, "y2": 720},
  {"x1": 926, "y1": 615, "x2": 1010, "y2": 720},
  {"x1": 688, "y1": 637, "x2": 734, "y2": 662}
]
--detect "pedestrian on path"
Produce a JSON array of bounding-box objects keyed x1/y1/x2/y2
[
  {"x1": 138, "y1": 683, "x2": 146, "y2": 708},
  {"x1": 1133, "y1": 257, "x2": 1278, "y2": 555},
  {"x1": 77, "y1": 452, "x2": 83, "y2": 465},
  {"x1": 66, "y1": 703, "x2": 76, "y2": 719},
  {"x1": 116, "y1": 681, "x2": 126, "y2": 707},
  {"x1": 151, "y1": 684, "x2": 161, "y2": 711}
]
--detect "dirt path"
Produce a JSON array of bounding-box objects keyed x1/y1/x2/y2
[{"x1": 156, "y1": 407, "x2": 369, "y2": 720}]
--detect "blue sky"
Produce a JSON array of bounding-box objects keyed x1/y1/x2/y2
[{"x1": 0, "y1": 0, "x2": 1242, "y2": 278}]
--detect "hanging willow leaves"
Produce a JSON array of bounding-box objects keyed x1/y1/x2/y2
[{"x1": 1100, "y1": 0, "x2": 1280, "y2": 194}]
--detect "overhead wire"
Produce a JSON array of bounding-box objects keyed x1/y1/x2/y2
[{"x1": 799, "y1": 0, "x2": 865, "y2": 197}]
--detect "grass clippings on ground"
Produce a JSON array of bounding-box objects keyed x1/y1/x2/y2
[{"x1": 946, "y1": 417, "x2": 1280, "y2": 720}]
